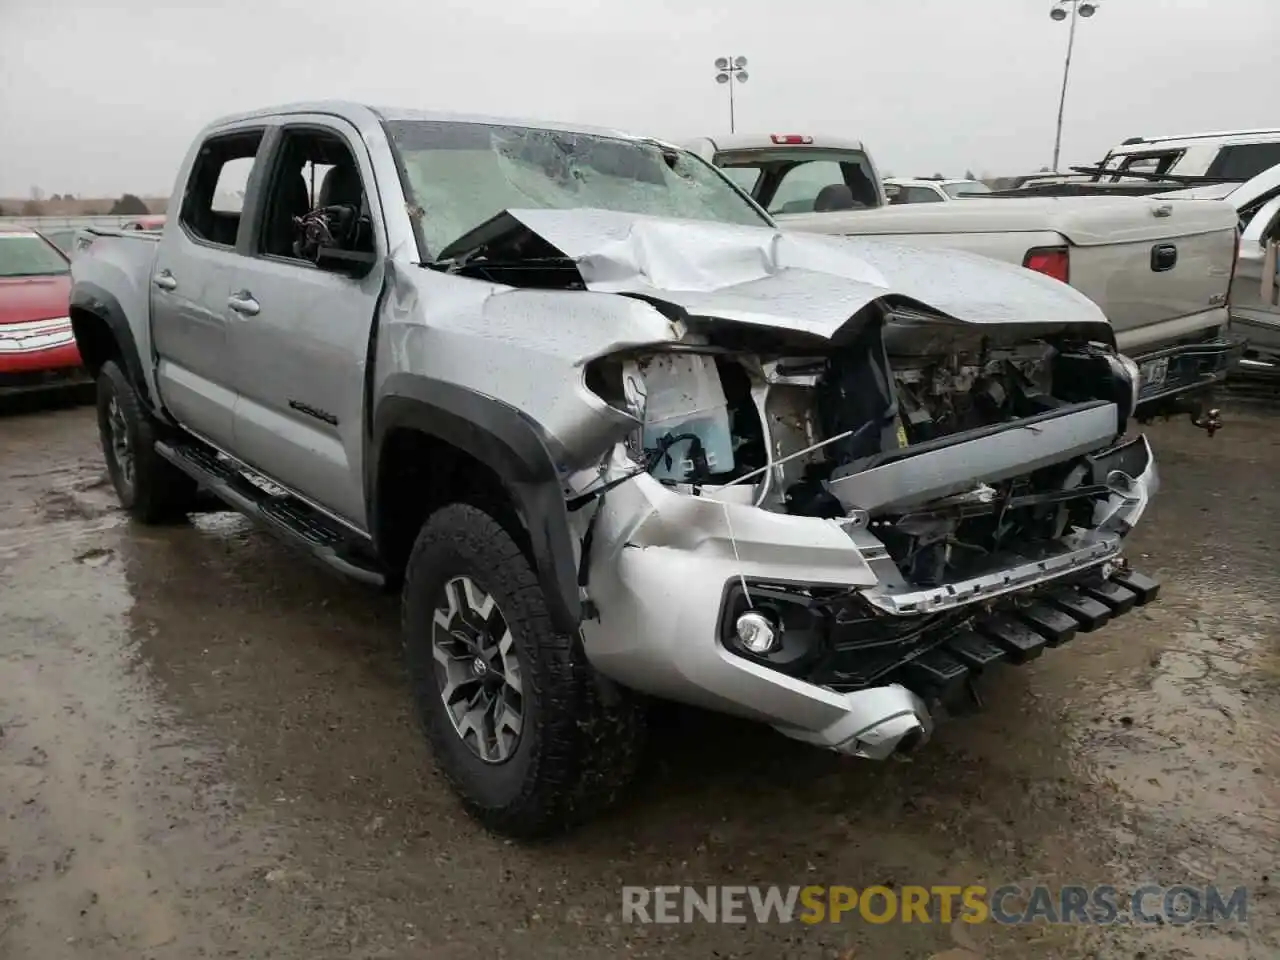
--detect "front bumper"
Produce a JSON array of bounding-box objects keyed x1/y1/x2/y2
[
  {"x1": 0, "y1": 319, "x2": 86, "y2": 395},
  {"x1": 580, "y1": 433, "x2": 1159, "y2": 759}
]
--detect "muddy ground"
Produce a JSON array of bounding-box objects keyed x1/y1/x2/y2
[{"x1": 1, "y1": 395, "x2": 1278, "y2": 960}]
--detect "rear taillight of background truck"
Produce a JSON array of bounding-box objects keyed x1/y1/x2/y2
[{"x1": 1022, "y1": 246, "x2": 1070, "y2": 284}]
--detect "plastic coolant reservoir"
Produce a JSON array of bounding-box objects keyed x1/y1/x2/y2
[{"x1": 629, "y1": 353, "x2": 735, "y2": 483}]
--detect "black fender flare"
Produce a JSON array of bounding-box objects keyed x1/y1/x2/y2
[
  {"x1": 372, "y1": 376, "x2": 582, "y2": 633},
  {"x1": 69, "y1": 281, "x2": 151, "y2": 403}
]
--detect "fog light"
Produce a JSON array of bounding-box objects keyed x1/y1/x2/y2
[{"x1": 735, "y1": 610, "x2": 781, "y2": 654}]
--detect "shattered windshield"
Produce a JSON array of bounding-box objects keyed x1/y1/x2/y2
[{"x1": 383, "y1": 120, "x2": 771, "y2": 258}]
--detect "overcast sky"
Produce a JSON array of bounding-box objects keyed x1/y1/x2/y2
[{"x1": 1, "y1": 0, "x2": 1274, "y2": 198}]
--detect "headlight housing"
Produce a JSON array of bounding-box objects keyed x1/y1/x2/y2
[
  {"x1": 1108, "y1": 353, "x2": 1142, "y2": 418},
  {"x1": 1051, "y1": 347, "x2": 1142, "y2": 432}
]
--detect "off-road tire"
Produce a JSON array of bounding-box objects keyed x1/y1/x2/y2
[
  {"x1": 403, "y1": 503, "x2": 645, "y2": 838},
  {"x1": 96, "y1": 360, "x2": 197, "y2": 524}
]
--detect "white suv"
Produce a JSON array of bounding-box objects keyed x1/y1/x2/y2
[
  {"x1": 1087, "y1": 129, "x2": 1280, "y2": 184},
  {"x1": 883, "y1": 177, "x2": 993, "y2": 204}
]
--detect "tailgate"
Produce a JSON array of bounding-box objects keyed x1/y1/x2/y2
[
  {"x1": 1053, "y1": 197, "x2": 1238, "y2": 335},
  {"x1": 783, "y1": 196, "x2": 1239, "y2": 336}
]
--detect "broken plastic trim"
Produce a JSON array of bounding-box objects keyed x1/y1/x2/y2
[{"x1": 859, "y1": 530, "x2": 1125, "y2": 616}]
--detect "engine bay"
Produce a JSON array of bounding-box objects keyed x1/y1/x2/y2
[{"x1": 586, "y1": 312, "x2": 1140, "y2": 590}]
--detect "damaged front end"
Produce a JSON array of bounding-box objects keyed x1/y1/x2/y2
[
  {"x1": 427, "y1": 208, "x2": 1160, "y2": 761},
  {"x1": 565, "y1": 303, "x2": 1157, "y2": 761}
]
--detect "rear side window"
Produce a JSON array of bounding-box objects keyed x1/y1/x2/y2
[
  {"x1": 770, "y1": 160, "x2": 847, "y2": 213},
  {"x1": 715, "y1": 148, "x2": 881, "y2": 212},
  {"x1": 1097, "y1": 150, "x2": 1181, "y2": 181},
  {"x1": 1205, "y1": 143, "x2": 1280, "y2": 182},
  {"x1": 180, "y1": 130, "x2": 264, "y2": 247}
]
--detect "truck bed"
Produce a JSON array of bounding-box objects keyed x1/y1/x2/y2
[{"x1": 69, "y1": 228, "x2": 163, "y2": 394}]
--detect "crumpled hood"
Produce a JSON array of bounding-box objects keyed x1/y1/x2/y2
[{"x1": 488, "y1": 208, "x2": 1113, "y2": 342}]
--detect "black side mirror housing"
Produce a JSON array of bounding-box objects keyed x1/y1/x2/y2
[{"x1": 315, "y1": 246, "x2": 378, "y2": 278}]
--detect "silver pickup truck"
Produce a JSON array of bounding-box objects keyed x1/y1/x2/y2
[
  {"x1": 686, "y1": 134, "x2": 1244, "y2": 433},
  {"x1": 71, "y1": 102, "x2": 1161, "y2": 837}
]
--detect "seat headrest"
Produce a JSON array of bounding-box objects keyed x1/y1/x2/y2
[
  {"x1": 319, "y1": 164, "x2": 364, "y2": 208},
  {"x1": 813, "y1": 183, "x2": 857, "y2": 212}
]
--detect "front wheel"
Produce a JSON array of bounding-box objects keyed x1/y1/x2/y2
[
  {"x1": 403, "y1": 503, "x2": 645, "y2": 838},
  {"x1": 96, "y1": 360, "x2": 197, "y2": 524}
]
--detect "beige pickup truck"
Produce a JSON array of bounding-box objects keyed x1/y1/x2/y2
[{"x1": 686, "y1": 134, "x2": 1244, "y2": 433}]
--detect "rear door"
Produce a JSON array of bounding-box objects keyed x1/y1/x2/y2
[
  {"x1": 1231, "y1": 195, "x2": 1280, "y2": 359},
  {"x1": 151, "y1": 127, "x2": 266, "y2": 450},
  {"x1": 223, "y1": 117, "x2": 385, "y2": 530}
]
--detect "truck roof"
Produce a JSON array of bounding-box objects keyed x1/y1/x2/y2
[
  {"x1": 1115, "y1": 128, "x2": 1280, "y2": 149},
  {"x1": 202, "y1": 100, "x2": 660, "y2": 145},
  {"x1": 695, "y1": 133, "x2": 868, "y2": 153}
]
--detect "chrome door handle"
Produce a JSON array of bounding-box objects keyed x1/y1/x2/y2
[
  {"x1": 227, "y1": 291, "x2": 260, "y2": 317},
  {"x1": 153, "y1": 271, "x2": 177, "y2": 291}
]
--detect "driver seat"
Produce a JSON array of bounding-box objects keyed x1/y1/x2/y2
[
  {"x1": 318, "y1": 164, "x2": 366, "y2": 212},
  {"x1": 317, "y1": 163, "x2": 373, "y2": 252}
]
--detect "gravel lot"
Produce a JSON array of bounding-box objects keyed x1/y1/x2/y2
[{"x1": 2, "y1": 397, "x2": 1278, "y2": 959}]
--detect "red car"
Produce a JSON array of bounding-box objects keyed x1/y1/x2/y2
[
  {"x1": 0, "y1": 228, "x2": 85, "y2": 394},
  {"x1": 121, "y1": 215, "x2": 166, "y2": 231}
]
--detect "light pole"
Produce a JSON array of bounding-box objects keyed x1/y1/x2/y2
[
  {"x1": 714, "y1": 56, "x2": 749, "y2": 134},
  {"x1": 1050, "y1": 0, "x2": 1099, "y2": 173}
]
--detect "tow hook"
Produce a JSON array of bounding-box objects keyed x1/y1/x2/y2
[
  {"x1": 1137, "y1": 393, "x2": 1223, "y2": 437},
  {"x1": 1192, "y1": 406, "x2": 1223, "y2": 437}
]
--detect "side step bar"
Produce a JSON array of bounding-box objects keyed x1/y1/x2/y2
[{"x1": 155, "y1": 441, "x2": 386, "y2": 588}]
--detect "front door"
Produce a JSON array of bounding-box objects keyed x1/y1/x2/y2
[
  {"x1": 224, "y1": 118, "x2": 385, "y2": 531},
  {"x1": 151, "y1": 128, "x2": 266, "y2": 451},
  {"x1": 1231, "y1": 194, "x2": 1280, "y2": 362}
]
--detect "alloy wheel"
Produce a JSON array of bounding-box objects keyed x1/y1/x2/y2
[
  {"x1": 431, "y1": 576, "x2": 524, "y2": 763},
  {"x1": 106, "y1": 395, "x2": 135, "y2": 490}
]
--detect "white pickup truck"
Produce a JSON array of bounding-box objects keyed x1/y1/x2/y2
[
  {"x1": 685, "y1": 134, "x2": 1244, "y2": 433},
  {"x1": 1159, "y1": 162, "x2": 1280, "y2": 370}
]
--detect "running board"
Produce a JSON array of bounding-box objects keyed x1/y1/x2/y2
[{"x1": 154, "y1": 441, "x2": 386, "y2": 588}]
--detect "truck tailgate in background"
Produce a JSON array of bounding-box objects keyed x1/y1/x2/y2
[
  {"x1": 785, "y1": 195, "x2": 1238, "y2": 343},
  {"x1": 1059, "y1": 198, "x2": 1238, "y2": 345}
]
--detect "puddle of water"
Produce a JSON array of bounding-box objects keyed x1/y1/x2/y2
[{"x1": 0, "y1": 491, "x2": 284, "y2": 957}]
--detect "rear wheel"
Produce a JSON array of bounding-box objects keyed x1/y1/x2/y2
[
  {"x1": 96, "y1": 360, "x2": 197, "y2": 524},
  {"x1": 403, "y1": 503, "x2": 645, "y2": 838}
]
